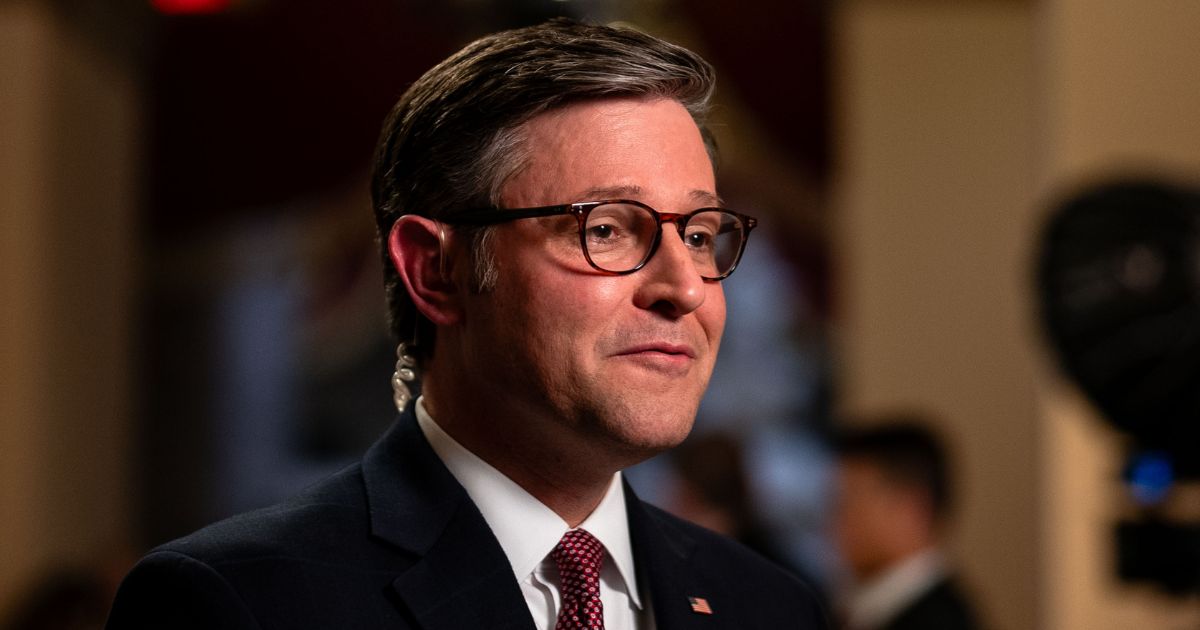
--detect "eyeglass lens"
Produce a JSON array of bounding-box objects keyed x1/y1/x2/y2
[{"x1": 582, "y1": 202, "x2": 745, "y2": 278}]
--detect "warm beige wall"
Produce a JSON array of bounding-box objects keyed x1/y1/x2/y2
[
  {"x1": 1037, "y1": 1, "x2": 1200, "y2": 629},
  {"x1": 831, "y1": 3, "x2": 1039, "y2": 630},
  {"x1": 0, "y1": 2, "x2": 53, "y2": 613},
  {"x1": 0, "y1": 1, "x2": 138, "y2": 616},
  {"x1": 1041, "y1": 0, "x2": 1200, "y2": 182}
]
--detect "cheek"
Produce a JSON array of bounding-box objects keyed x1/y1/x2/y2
[
  {"x1": 838, "y1": 501, "x2": 891, "y2": 566},
  {"x1": 699, "y1": 285, "x2": 727, "y2": 346},
  {"x1": 696, "y1": 282, "x2": 729, "y2": 350},
  {"x1": 549, "y1": 275, "x2": 625, "y2": 320},
  {"x1": 515, "y1": 272, "x2": 627, "y2": 348},
  {"x1": 834, "y1": 498, "x2": 866, "y2": 543}
]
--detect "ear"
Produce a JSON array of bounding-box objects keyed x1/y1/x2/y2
[{"x1": 387, "y1": 216, "x2": 462, "y2": 327}]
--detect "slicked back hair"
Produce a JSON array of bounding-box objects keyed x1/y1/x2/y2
[
  {"x1": 370, "y1": 18, "x2": 717, "y2": 361},
  {"x1": 834, "y1": 419, "x2": 954, "y2": 521}
]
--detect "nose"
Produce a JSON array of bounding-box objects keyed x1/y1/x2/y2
[{"x1": 631, "y1": 226, "x2": 707, "y2": 318}]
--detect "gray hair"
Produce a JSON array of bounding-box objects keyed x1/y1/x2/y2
[{"x1": 370, "y1": 17, "x2": 717, "y2": 359}]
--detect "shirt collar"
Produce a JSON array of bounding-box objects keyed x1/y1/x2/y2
[
  {"x1": 415, "y1": 396, "x2": 642, "y2": 609},
  {"x1": 847, "y1": 547, "x2": 947, "y2": 629}
]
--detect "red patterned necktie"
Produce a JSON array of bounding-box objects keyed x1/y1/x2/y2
[{"x1": 552, "y1": 528, "x2": 606, "y2": 630}]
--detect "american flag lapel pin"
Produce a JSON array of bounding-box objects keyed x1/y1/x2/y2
[{"x1": 688, "y1": 596, "x2": 713, "y2": 615}]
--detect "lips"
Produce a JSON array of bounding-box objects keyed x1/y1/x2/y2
[
  {"x1": 611, "y1": 342, "x2": 698, "y2": 377},
  {"x1": 615, "y1": 342, "x2": 697, "y2": 359}
]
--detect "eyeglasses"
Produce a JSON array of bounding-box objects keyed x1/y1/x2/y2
[{"x1": 443, "y1": 199, "x2": 757, "y2": 281}]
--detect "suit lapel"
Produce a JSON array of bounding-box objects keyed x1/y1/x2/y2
[
  {"x1": 362, "y1": 413, "x2": 536, "y2": 630},
  {"x1": 626, "y1": 482, "x2": 737, "y2": 630},
  {"x1": 362, "y1": 415, "x2": 750, "y2": 630},
  {"x1": 388, "y1": 505, "x2": 537, "y2": 630}
]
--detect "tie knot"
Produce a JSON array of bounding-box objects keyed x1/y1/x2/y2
[
  {"x1": 552, "y1": 529, "x2": 606, "y2": 629},
  {"x1": 553, "y1": 528, "x2": 605, "y2": 577}
]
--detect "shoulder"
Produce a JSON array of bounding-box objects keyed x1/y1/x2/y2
[
  {"x1": 153, "y1": 463, "x2": 372, "y2": 568},
  {"x1": 887, "y1": 577, "x2": 980, "y2": 630},
  {"x1": 106, "y1": 465, "x2": 413, "y2": 629},
  {"x1": 106, "y1": 548, "x2": 262, "y2": 629}
]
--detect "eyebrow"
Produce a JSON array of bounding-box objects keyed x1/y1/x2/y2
[{"x1": 578, "y1": 185, "x2": 725, "y2": 207}]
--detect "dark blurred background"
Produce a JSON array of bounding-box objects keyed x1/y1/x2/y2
[{"x1": 2, "y1": 1, "x2": 1199, "y2": 629}]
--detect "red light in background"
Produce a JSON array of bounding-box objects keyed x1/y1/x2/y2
[{"x1": 152, "y1": 0, "x2": 231, "y2": 15}]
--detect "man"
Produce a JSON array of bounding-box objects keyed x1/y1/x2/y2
[
  {"x1": 107, "y1": 19, "x2": 827, "y2": 629},
  {"x1": 832, "y1": 421, "x2": 980, "y2": 630}
]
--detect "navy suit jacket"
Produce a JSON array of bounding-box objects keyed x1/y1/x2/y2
[
  {"x1": 107, "y1": 413, "x2": 828, "y2": 629},
  {"x1": 880, "y1": 577, "x2": 978, "y2": 630}
]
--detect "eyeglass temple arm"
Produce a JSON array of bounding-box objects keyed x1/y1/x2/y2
[{"x1": 441, "y1": 204, "x2": 575, "y2": 226}]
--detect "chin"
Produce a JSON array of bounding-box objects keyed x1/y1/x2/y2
[
  {"x1": 562, "y1": 373, "x2": 707, "y2": 463},
  {"x1": 595, "y1": 399, "x2": 698, "y2": 462}
]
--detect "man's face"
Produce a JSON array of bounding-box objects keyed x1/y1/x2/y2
[
  {"x1": 833, "y1": 459, "x2": 896, "y2": 580},
  {"x1": 457, "y1": 96, "x2": 725, "y2": 463},
  {"x1": 833, "y1": 458, "x2": 929, "y2": 581}
]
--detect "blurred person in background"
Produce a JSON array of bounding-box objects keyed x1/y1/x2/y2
[
  {"x1": 832, "y1": 420, "x2": 979, "y2": 630},
  {"x1": 666, "y1": 432, "x2": 782, "y2": 561},
  {"x1": 106, "y1": 18, "x2": 827, "y2": 630}
]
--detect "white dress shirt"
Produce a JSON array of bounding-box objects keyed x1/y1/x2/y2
[
  {"x1": 416, "y1": 397, "x2": 653, "y2": 630},
  {"x1": 845, "y1": 548, "x2": 947, "y2": 630}
]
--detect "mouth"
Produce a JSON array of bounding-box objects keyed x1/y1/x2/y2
[
  {"x1": 616, "y1": 342, "x2": 696, "y2": 359},
  {"x1": 613, "y1": 343, "x2": 697, "y2": 374}
]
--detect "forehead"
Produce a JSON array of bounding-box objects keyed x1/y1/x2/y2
[
  {"x1": 839, "y1": 458, "x2": 891, "y2": 490},
  {"x1": 500, "y1": 96, "x2": 716, "y2": 208}
]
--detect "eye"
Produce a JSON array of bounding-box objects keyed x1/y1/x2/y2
[
  {"x1": 587, "y1": 222, "x2": 619, "y2": 241},
  {"x1": 684, "y1": 227, "x2": 716, "y2": 250}
]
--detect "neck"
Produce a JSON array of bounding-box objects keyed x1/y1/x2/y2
[
  {"x1": 857, "y1": 542, "x2": 941, "y2": 584},
  {"x1": 421, "y1": 377, "x2": 619, "y2": 528}
]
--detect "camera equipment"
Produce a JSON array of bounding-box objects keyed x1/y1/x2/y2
[{"x1": 1037, "y1": 179, "x2": 1200, "y2": 595}]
